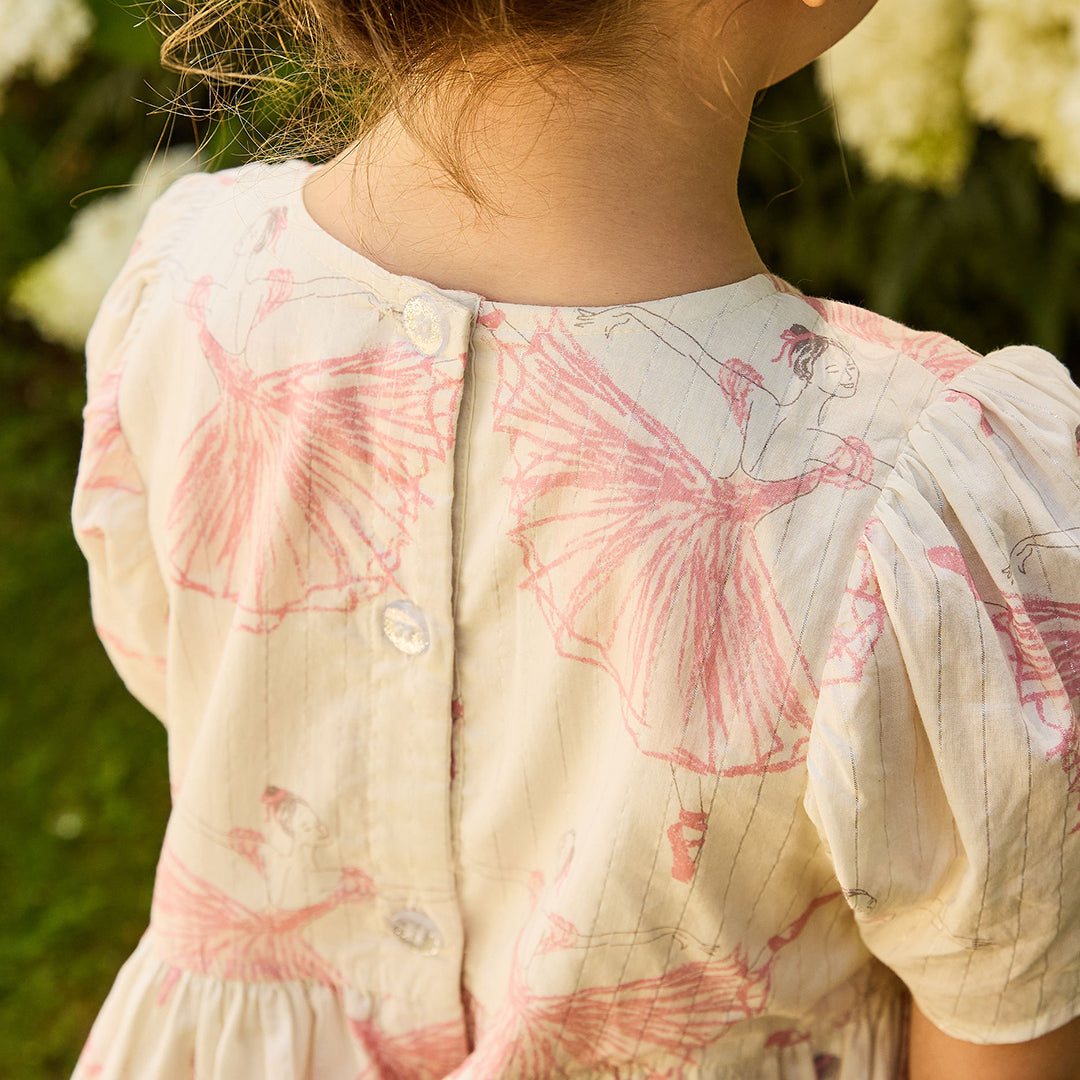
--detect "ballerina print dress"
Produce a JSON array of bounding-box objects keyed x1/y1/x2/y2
[{"x1": 70, "y1": 161, "x2": 1080, "y2": 1079}]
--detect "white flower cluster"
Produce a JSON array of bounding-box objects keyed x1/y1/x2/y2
[
  {"x1": 0, "y1": 0, "x2": 94, "y2": 105},
  {"x1": 817, "y1": 0, "x2": 972, "y2": 190},
  {"x1": 819, "y1": 0, "x2": 1080, "y2": 198},
  {"x1": 10, "y1": 148, "x2": 202, "y2": 350},
  {"x1": 966, "y1": 0, "x2": 1080, "y2": 198}
]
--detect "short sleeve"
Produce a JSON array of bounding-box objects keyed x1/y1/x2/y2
[
  {"x1": 805, "y1": 346, "x2": 1080, "y2": 1043},
  {"x1": 70, "y1": 176, "x2": 204, "y2": 724}
]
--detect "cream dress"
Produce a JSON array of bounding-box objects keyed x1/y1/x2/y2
[{"x1": 71, "y1": 161, "x2": 1080, "y2": 1079}]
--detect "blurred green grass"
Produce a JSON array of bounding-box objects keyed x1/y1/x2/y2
[
  {"x1": 0, "y1": 5, "x2": 1078, "y2": 1078},
  {"x1": 0, "y1": 325, "x2": 170, "y2": 1077}
]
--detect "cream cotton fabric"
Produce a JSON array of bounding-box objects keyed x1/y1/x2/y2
[{"x1": 71, "y1": 161, "x2": 1080, "y2": 1080}]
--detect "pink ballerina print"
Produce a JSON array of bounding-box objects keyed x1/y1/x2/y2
[
  {"x1": 149, "y1": 784, "x2": 375, "y2": 1003},
  {"x1": 350, "y1": 1015, "x2": 470, "y2": 1080},
  {"x1": 75, "y1": 363, "x2": 169, "y2": 675},
  {"x1": 753, "y1": 323, "x2": 876, "y2": 480},
  {"x1": 929, "y1": 544, "x2": 1080, "y2": 822},
  {"x1": 227, "y1": 785, "x2": 373, "y2": 909},
  {"x1": 491, "y1": 310, "x2": 877, "y2": 878},
  {"x1": 1007, "y1": 529, "x2": 1080, "y2": 798},
  {"x1": 575, "y1": 306, "x2": 883, "y2": 483},
  {"x1": 459, "y1": 844, "x2": 840, "y2": 1076},
  {"x1": 821, "y1": 524, "x2": 888, "y2": 691},
  {"x1": 188, "y1": 206, "x2": 397, "y2": 358},
  {"x1": 168, "y1": 276, "x2": 462, "y2": 632},
  {"x1": 150, "y1": 838, "x2": 375, "y2": 1003},
  {"x1": 79, "y1": 365, "x2": 144, "y2": 498},
  {"x1": 997, "y1": 592, "x2": 1080, "y2": 808},
  {"x1": 791, "y1": 294, "x2": 981, "y2": 385}
]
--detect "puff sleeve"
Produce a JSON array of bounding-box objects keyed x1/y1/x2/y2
[
  {"x1": 70, "y1": 180, "x2": 197, "y2": 725},
  {"x1": 806, "y1": 346, "x2": 1080, "y2": 1043}
]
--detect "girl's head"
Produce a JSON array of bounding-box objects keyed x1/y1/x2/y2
[{"x1": 160, "y1": 0, "x2": 876, "y2": 204}]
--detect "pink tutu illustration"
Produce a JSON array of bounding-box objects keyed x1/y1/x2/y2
[
  {"x1": 150, "y1": 786, "x2": 376, "y2": 1001},
  {"x1": 350, "y1": 1015, "x2": 470, "y2": 1080},
  {"x1": 457, "y1": 837, "x2": 840, "y2": 1077},
  {"x1": 930, "y1": 541, "x2": 1080, "y2": 823},
  {"x1": 167, "y1": 211, "x2": 463, "y2": 632},
  {"x1": 489, "y1": 309, "x2": 879, "y2": 879}
]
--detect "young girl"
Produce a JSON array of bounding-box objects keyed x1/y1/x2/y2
[{"x1": 71, "y1": 0, "x2": 1080, "y2": 1076}]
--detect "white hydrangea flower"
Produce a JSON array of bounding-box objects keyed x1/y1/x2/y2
[
  {"x1": 1041, "y1": 67, "x2": 1080, "y2": 198},
  {"x1": 965, "y1": 0, "x2": 1080, "y2": 196},
  {"x1": 9, "y1": 148, "x2": 203, "y2": 350},
  {"x1": 965, "y1": 4, "x2": 1074, "y2": 142},
  {"x1": 0, "y1": 0, "x2": 94, "y2": 102},
  {"x1": 971, "y1": 0, "x2": 1076, "y2": 21},
  {"x1": 817, "y1": 0, "x2": 973, "y2": 190}
]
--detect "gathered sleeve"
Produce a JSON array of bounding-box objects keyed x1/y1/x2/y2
[
  {"x1": 70, "y1": 179, "x2": 200, "y2": 725},
  {"x1": 806, "y1": 346, "x2": 1080, "y2": 1043}
]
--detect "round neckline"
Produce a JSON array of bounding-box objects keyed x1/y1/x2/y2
[{"x1": 282, "y1": 159, "x2": 785, "y2": 325}]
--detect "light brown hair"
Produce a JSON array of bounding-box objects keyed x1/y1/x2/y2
[{"x1": 156, "y1": 0, "x2": 664, "y2": 206}]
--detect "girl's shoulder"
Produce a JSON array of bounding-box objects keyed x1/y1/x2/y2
[
  {"x1": 776, "y1": 282, "x2": 1063, "y2": 390},
  {"x1": 777, "y1": 283, "x2": 1075, "y2": 428},
  {"x1": 151, "y1": 159, "x2": 312, "y2": 206},
  {"x1": 138, "y1": 160, "x2": 314, "y2": 256}
]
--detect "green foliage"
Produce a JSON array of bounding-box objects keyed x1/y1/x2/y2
[
  {"x1": 87, "y1": 0, "x2": 161, "y2": 67},
  {"x1": 0, "y1": 4, "x2": 1078, "y2": 1078}
]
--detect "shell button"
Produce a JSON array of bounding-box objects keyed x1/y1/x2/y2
[
  {"x1": 382, "y1": 600, "x2": 430, "y2": 656},
  {"x1": 389, "y1": 910, "x2": 442, "y2": 955},
  {"x1": 402, "y1": 295, "x2": 449, "y2": 357}
]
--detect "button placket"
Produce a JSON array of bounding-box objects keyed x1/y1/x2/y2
[{"x1": 366, "y1": 289, "x2": 471, "y2": 1008}]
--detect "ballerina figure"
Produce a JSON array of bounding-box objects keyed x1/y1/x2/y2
[
  {"x1": 573, "y1": 306, "x2": 879, "y2": 481},
  {"x1": 226, "y1": 784, "x2": 372, "y2": 909},
  {"x1": 490, "y1": 309, "x2": 880, "y2": 880},
  {"x1": 180, "y1": 206, "x2": 397, "y2": 358},
  {"x1": 772, "y1": 286, "x2": 981, "y2": 386},
  {"x1": 167, "y1": 210, "x2": 464, "y2": 633},
  {"x1": 459, "y1": 837, "x2": 840, "y2": 1077},
  {"x1": 1005, "y1": 530, "x2": 1080, "y2": 803},
  {"x1": 150, "y1": 784, "x2": 376, "y2": 1004},
  {"x1": 149, "y1": 841, "x2": 375, "y2": 1004},
  {"x1": 76, "y1": 353, "x2": 169, "y2": 679}
]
